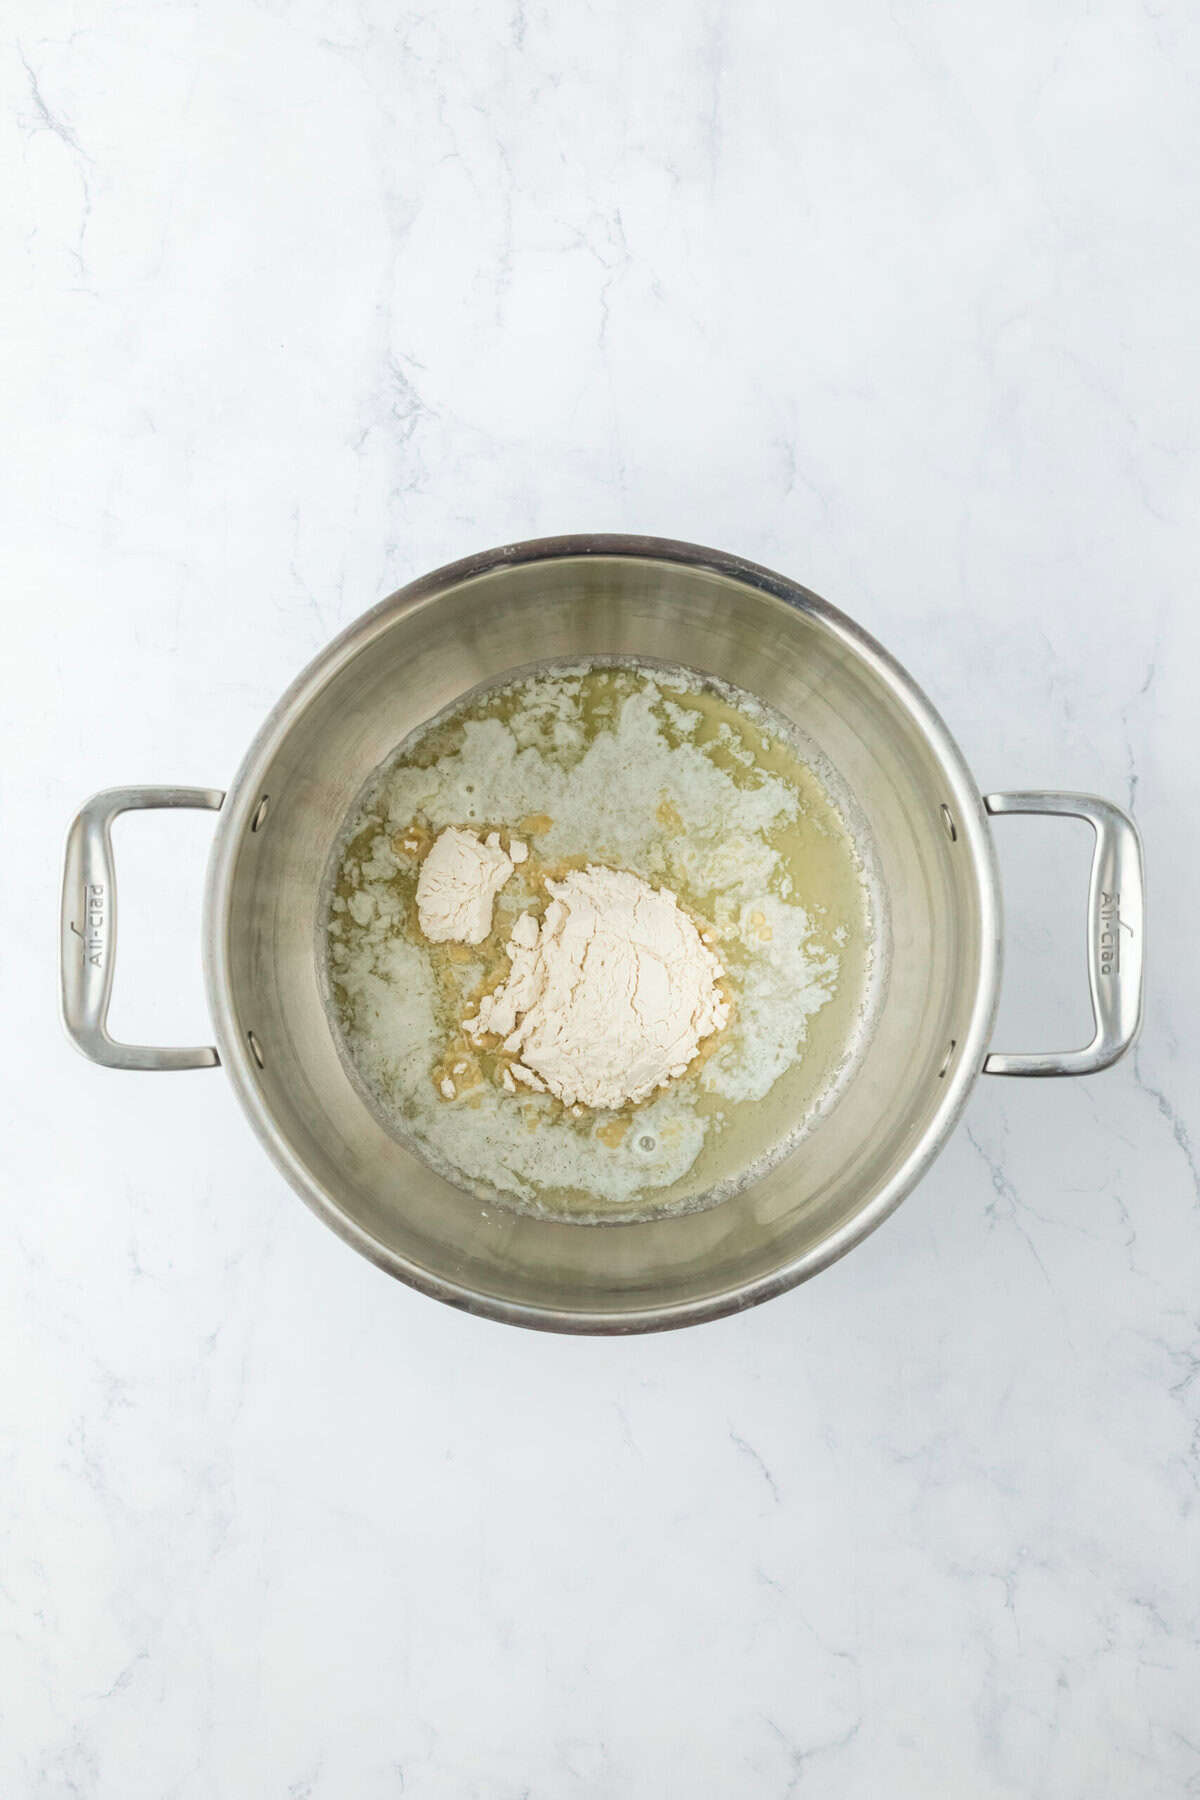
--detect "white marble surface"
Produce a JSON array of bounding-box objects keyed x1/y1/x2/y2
[{"x1": 6, "y1": 1, "x2": 1199, "y2": 1793}]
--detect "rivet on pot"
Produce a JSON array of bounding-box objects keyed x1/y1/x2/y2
[
  {"x1": 250, "y1": 795, "x2": 270, "y2": 833},
  {"x1": 938, "y1": 1039, "x2": 957, "y2": 1078},
  {"x1": 940, "y1": 803, "x2": 957, "y2": 842},
  {"x1": 247, "y1": 1030, "x2": 265, "y2": 1069}
]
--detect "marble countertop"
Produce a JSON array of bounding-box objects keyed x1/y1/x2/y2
[{"x1": 7, "y1": 2, "x2": 1198, "y2": 1794}]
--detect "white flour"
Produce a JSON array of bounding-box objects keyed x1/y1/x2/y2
[
  {"x1": 463, "y1": 864, "x2": 730, "y2": 1108},
  {"x1": 415, "y1": 826, "x2": 520, "y2": 944}
]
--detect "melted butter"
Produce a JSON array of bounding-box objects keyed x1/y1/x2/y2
[{"x1": 323, "y1": 662, "x2": 880, "y2": 1222}]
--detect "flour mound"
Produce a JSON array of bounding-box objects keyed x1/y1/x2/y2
[
  {"x1": 415, "y1": 826, "x2": 514, "y2": 944},
  {"x1": 464, "y1": 866, "x2": 730, "y2": 1109}
]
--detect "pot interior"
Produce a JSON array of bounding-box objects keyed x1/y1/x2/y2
[{"x1": 211, "y1": 545, "x2": 996, "y2": 1328}]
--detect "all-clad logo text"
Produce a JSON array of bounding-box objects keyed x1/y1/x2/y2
[
  {"x1": 1098, "y1": 890, "x2": 1132, "y2": 976},
  {"x1": 80, "y1": 882, "x2": 105, "y2": 967}
]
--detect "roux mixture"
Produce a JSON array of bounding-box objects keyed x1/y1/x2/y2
[{"x1": 321, "y1": 661, "x2": 881, "y2": 1221}]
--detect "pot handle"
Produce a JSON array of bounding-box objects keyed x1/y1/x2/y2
[
  {"x1": 60, "y1": 786, "x2": 225, "y2": 1070},
  {"x1": 982, "y1": 790, "x2": 1144, "y2": 1077}
]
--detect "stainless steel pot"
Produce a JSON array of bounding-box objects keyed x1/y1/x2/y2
[{"x1": 60, "y1": 537, "x2": 1145, "y2": 1332}]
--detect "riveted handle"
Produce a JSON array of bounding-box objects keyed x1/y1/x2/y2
[
  {"x1": 60, "y1": 786, "x2": 224, "y2": 1070},
  {"x1": 983, "y1": 791, "x2": 1145, "y2": 1077}
]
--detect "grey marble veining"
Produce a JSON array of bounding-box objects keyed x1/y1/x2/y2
[{"x1": 6, "y1": 1, "x2": 1199, "y2": 1794}]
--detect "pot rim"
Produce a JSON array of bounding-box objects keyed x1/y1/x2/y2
[{"x1": 202, "y1": 534, "x2": 1002, "y2": 1333}]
